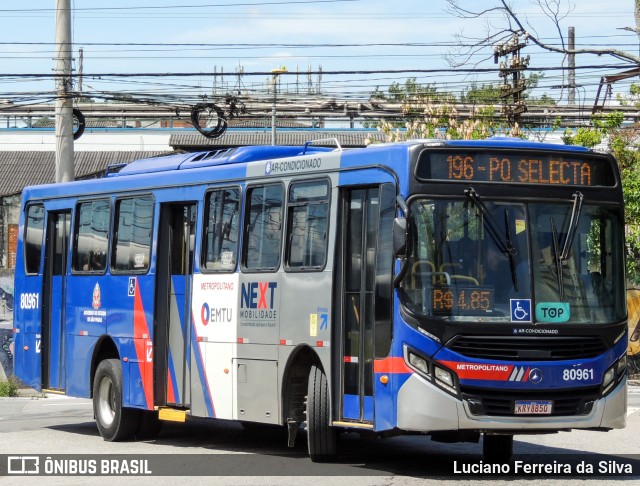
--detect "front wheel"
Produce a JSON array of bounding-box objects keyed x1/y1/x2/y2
[
  {"x1": 93, "y1": 359, "x2": 139, "y2": 441},
  {"x1": 483, "y1": 434, "x2": 513, "y2": 462},
  {"x1": 306, "y1": 365, "x2": 337, "y2": 462}
]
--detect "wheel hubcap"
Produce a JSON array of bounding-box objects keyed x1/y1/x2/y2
[{"x1": 97, "y1": 376, "x2": 116, "y2": 426}]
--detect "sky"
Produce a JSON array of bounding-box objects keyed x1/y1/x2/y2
[{"x1": 0, "y1": 0, "x2": 637, "y2": 109}]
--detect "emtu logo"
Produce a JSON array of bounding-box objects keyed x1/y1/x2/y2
[{"x1": 201, "y1": 302, "x2": 210, "y2": 326}]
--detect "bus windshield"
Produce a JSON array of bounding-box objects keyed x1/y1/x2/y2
[{"x1": 400, "y1": 196, "x2": 625, "y2": 324}]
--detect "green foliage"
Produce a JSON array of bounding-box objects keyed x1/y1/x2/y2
[
  {"x1": 387, "y1": 78, "x2": 441, "y2": 103},
  {"x1": 561, "y1": 127, "x2": 603, "y2": 148},
  {"x1": 562, "y1": 112, "x2": 624, "y2": 148},
  {"x1": 368, "y1": 75, "x2": 554, "y2": 141},
  {"x1": 612, "y1": 129, "x2": 640, "y2": 285},
  {"x1": 461, "y1": 82, "x2": 501, "y2": 104},
  {"x1": 0, "y1": 376, "x2": 20, "y2": 397}
]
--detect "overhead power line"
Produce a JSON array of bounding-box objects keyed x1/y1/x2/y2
[
  {"x1": 0, "y1": 0, "x2": 362, "y2": 13},
  {"x1": 0, "y1": 64, "x2": 633, "y2": 79}
]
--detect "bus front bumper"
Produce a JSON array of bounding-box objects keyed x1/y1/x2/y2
[{"x1": 396, "y1": 374, "x2": 627, "y2": 433}]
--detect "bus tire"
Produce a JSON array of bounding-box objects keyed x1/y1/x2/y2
[
  {"x1": 483, "y1": 434, "x2": 513, "y2": 462},
  {"x1": 93, "y1": 359, "x2": 139, "y2": 441},
  {"x1": 306, "y1": 365, "x2": 336, "y2": 462}
]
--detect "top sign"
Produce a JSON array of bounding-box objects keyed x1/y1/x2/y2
[{"x1": 417, "y1": 150, "x2": 616, "y2": 187}]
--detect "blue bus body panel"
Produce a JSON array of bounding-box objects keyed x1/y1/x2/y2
[
  {"x1": 64, "y1": 334, "x2": 98, "y2": 398},
  {"x1": 115, "y1": 146, "x2": 333, "y2": 176},
  {"x1": 47, "y1": 274, "x2": 65, "y2": 390},
  {"x1": 13, "y1": 331, "x2": 40, "y2": 390}
]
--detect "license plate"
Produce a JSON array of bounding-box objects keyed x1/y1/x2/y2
[{"x1": 514, "y1": 400, "x2": 553, "y2": 415}]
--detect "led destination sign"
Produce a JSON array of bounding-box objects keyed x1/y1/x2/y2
[{"x1": 418, "y1": 151, "x2": 615, "y2": 187}]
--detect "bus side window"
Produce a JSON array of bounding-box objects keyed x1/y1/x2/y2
[
  {"x1": 24, "y1": 203, "x2": 45, "y2": 275},
  {"x1": 73, "y1": 199, "x2": 110, "y2": 273},
  {"x1": 285, "y1": 179, "x2": 330, "y2": 271},
  {"x1": 112, "y1": 196, "x2": 153, "y2": 273},
  {"x1": 203, "y1": 187, "x2": 240, "y2": 271},
  {"x1": 243, "y1": 184, "x2": 284, "y2": 272}
]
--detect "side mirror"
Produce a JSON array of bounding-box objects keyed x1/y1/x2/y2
[{"x1": 393, "y1": 217, "x2": 407, "y2": 258}]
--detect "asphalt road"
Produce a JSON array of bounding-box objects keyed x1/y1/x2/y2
[{"x1": 0, "y1": 388, "x2": 639, "y2": 485}]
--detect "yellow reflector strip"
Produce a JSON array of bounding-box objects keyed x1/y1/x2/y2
[{"x1": 158, "y1": 408, "x2": 187, "y2": 422}]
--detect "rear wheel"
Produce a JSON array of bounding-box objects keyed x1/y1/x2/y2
[
  {"x1": 93, "y1": 359, "x2": 139, "y2": 441},
  {"x1": 483, "y1": 434, "x2": 513, "y2": 462},
  {"x1": 306, "y1": 365, "x2": 336, "y2": 462}
]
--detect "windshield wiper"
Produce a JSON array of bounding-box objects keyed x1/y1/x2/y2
[
  {"x1": 561, "y1": 192, "x2": 584, "y2": 260},
  {"x1": 464, "y1": 187, "x2": 518, "y2": 291},
  {"x1": 550, "y1": 217, "x2": 565, "y2": 299},
  {"x1": 549, "y1": 192, "x2": 584, "y2": 300},
  {"x1": 504, "y1": 208, "x2": 518, "y2": 292}
]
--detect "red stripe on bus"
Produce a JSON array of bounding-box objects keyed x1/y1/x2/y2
[
  {"x1": 373, "y1": 357, "x2": 413, "y2": 374},
  {"x1": 438, "y1": 361, "x2": 514, "y2": 381},
  {"x1": 167, "y1": 372, "x2": 175, "y2": 404},
  {"x1": 133, "y1": 279, "x2": 154, "y2": 410}
]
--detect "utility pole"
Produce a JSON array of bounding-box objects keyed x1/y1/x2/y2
[
  {"x1": 54, "y1": 0, "x2": 74, "y2": 183},
  {"x1": 271, "y1": 67, "x2": 287, "y2": 146},
  {"x1": 568, "y1": 27, "x2": 576, "y2": 104},
  {"x1": 78, "y1": 48, "x2": 83, "y2": 98},
  {"x1": 495, "y1": 32, "x2": 529, "y2": 127}
]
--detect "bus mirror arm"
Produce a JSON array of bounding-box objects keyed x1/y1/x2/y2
[
  {"x1": 396, "y1": 195, "x2": 409, "y2": 217},
  {"x1": 393, "y1": 257, "x2": 409, "y2": 288}
]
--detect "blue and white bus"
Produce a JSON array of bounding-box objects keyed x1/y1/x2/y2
[{"x1": 13, "y1": 137, "x2": 627, "y2": 461}]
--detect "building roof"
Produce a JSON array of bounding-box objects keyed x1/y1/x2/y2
[
  {"x1": 169, "y1": 130, "x2": 385, "y2": 151},
  {"x1": 227, "y1": 118, "x2": 313, "y2": 129},
  {"x1": 0, "y1": 151, "x2": 169, "y2": 196}
]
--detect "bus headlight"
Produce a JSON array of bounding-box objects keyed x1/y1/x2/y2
[
  {"x1": 616, "y1": 355, "x2": 627, "y2": 375},
  {"x1": 403, "y1": 345, "x2": 460, "y2": 398},
  {"x1": 408, "y1": 352, "x2": 430, "y2": 376},
  {"x1": 602, "y1": 355, "x2": 627, "y2": 396},
  {"x1": 602, "y1": 367, "x2": 615, "y2": 394},
  {"x1": 434, "y1": 366, "x2": 457, "y2": 395}
]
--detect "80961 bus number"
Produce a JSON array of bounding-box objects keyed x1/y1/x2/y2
[
  {"x1": 19, "y1": 292, "x2": 39, "y2": 310},
  {"x1": 562, "y1": 368, "x2": 594, "y2": 381}
]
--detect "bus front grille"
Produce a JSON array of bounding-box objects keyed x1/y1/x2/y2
[
  {"x1": 447, "y1": 335, "x2": 608, "y2": 361},
  {"x1": 461, "y1": 386, "x2": 601, "y2": 417}
]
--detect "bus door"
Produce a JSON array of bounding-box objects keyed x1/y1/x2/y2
[
  {"x1": 154, "y1": 203, "x2": 196, "y2": 408},
  {"x1": 336, "y1": 185, "x2": 394, "y2": 424},
  {"x1": 41, "y1": 211, "x2": 71, "y2": 391}
]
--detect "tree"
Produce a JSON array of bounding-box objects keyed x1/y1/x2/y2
[
  {"x1": 366, "y1": 78, "x2": 511, "y2": 142},
  {"x1": 445, "y1": 0, "x2": 640, "y2": 66},
  {"x1": 366, "y1": 75, "x2": 557, "y2": 141}
]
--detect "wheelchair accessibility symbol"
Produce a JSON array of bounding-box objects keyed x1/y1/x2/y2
[{"x1": 510, "y1": 299, "x2": 532, "y2": 322}]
